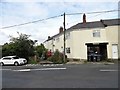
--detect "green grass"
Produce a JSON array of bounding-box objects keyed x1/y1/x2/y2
[{"x1": 28, "y1": 59, "x2": 38, "y2": 64}]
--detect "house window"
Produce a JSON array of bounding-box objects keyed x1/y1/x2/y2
[
  {"x1": 66, "y1": 47, "x2": 70, "y2": 53},
  {"x1": 93, "y1": 30, "x2": 100, "y2": 37},
  {"x1": 56, "y1": 37, "x2": 59, "y2": 42},
  {"x1": 65, "y1": 32, "x2": 70, "y2": 40}
]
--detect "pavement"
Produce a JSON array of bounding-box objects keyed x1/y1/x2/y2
[
  {"x1": 39, "y1": 60, "x2": 53, "y2": 64},
  {"x1": 39, "y1": 60, "x2": 116, "y2": 65},
  {"x1": 1, "y1": 63, "x2": 118, "y2": 88},
  {"x1": 66, "y1": 60, "x2": 116, "y2": 65}
]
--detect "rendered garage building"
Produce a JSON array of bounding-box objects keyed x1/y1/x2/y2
[{"x1": 44, "y1": 14, "x2": 120, "y2": 61}]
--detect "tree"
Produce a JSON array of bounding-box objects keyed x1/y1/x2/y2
[
  {"x1": 35, "y1": 43, "x2": 47, "y2": 58},
  {"x1": 2, "y1": 43, "x2": 17, "y2": 57},
  {"x1": 2, "y1": 33, "x2": 36, "y2": 60}
]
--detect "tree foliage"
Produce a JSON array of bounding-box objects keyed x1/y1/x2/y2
[
  {"x1": 35, "y1": 43, "x2": 47, "y2": 58},
  {"x1": 2, "y1": 43, "x2": 16, "y2": 56},
  {"x1": 2, "y1": 33, "x2": 35, "y2": 60}
]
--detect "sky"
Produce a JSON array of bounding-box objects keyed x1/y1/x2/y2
[{"x1": 0, "y1": 0, "x2": 119, "y2": 45}]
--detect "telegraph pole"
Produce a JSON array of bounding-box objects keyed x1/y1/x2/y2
[{"x1": 63, "y1": 13, "x2": 66, "y2": 62}]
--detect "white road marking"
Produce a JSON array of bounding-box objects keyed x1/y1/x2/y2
[
  {"x1": 100, "y1": 69, "x2": 118, "y2": 72},
  {"x1": 43, "y1": 64, "x2": 50, "y2": 66},
  {"x1": 42, "y1": 64, "x2": 63, "y2": 66},
  {"x1": 12, "y1": 68, "x2": 67, "y2": 72},
  {"x1": 31, "y1": 68, "x2": 67, "y2": 71},
  {"x1": 0, "y1": 69, "x2": 11, "y2": 71},
  {"x1": 25, "y1": 64, "x2": 63, "y2": 67},
  {"x1": 13, "y1": 69, "x2": 30, "y2": 72}
]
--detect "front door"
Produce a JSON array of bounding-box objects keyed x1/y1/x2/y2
[{"x1": 112, "y1": 44, "x2": 118, "y2": 59}]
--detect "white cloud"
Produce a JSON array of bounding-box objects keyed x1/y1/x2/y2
[
  {"x1": 0, "y1": 31, "x2": 10, "y2": 45},
  {"x1": 2, "y1": 0, "x2": 120, "y2": 2},
  {"x1": 1, "y1": 2, "x2": 50, "y2": 45},
  {"x1": 21, "y1": 3, "x2": 48, "y2": 17},
  {"x1": 2, "y1": 2, "x2": 48, "y2": 20},
  {"x1": 1, "y1": 16, "x2": 63, "y2": 44},
  {"x1": 0, "y1": 1, "x2": 119, "y2": 45},
  {"x1": 63, "y1": 2, "x2": 118, "y2": 28}
]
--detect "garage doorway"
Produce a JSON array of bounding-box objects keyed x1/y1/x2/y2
[{"x1": 86, "y1": 43, "x2": 108, "y2": 61}]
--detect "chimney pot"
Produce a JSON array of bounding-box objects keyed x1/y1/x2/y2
[
  {"x1": 48, "y1": 36, "x2": 51, "y2": 39},
  {"x1": 59, "y1": 26, "x2": 63, "y2": 33},
  {"x1": 83, "y1": 13, "x2": 86, "y2": 23}
]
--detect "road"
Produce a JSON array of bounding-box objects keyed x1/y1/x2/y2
[{"x1": 1, "y1": 63, "x2": 118, "y2": 88}]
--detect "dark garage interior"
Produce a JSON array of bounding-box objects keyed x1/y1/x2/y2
[{"x1": 86, "y1": 43, "x2": 108, "y2": 62}]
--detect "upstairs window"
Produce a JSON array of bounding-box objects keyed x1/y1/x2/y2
[
  {"x1": 66, "y1": 47, "x2": 70, "y2": 53},
  {"x1": 65, "y1": 32, "x2": 70, "y2": 40},
  {"x1": 93, "y1": 30, "x2": 100, "y2": 37},
  {"x1": 56, "y1": 37, "x2": 60, "y2": 42}
]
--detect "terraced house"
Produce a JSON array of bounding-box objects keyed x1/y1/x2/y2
[{"x1": 44, "y1": 14, "x2": 120, "y2": 61}]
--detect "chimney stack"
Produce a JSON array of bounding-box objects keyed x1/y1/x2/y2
[
  {"x1": 48, "y1": 36, "x2": 51, "y2": 40},
  {"x1": 83, "y1": 13, "x2": 86, "y2": 23},
  {"x1": 59, "y1": 26, "x2": 63, "y2": 33}
]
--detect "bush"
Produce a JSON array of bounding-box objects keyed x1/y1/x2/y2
[
  {"x1": 47, "y1": 50, "x2": 67, "y2": 64},
  {"x1": 28, "y1": 57, "x2": 38, "y2": 64},
  {"x1": 28, "y1": 59, "x2": 38, "y2": 64},
  {"x1": 84, "y1": 60, "x2": 88, "y2": 63}
]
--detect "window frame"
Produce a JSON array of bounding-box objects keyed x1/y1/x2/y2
[
  {"x1": 65, "y1": 32, "x2": 70, "y2": 40},
  {"x1": 66, "y1": 47, "x2": 71, "y2": 54},
  {"x1": 93, "y1": 30, "x2": 100, "y2": 37},
  {"x1": 56, "y1": 37, "x2": 60, "y2": 42}
]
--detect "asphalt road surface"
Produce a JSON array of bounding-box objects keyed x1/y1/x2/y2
[{"x1": 1, "y1": 63, "x2": 118, "y2": 88}]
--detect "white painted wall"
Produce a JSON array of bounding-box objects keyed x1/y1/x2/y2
[
  {"x1": 118, "y1": 26, "x2": 120, "y2": 59},
  {"x1": 72, "y1": 28, "x2": 107, "y2": 60},
  {"x1": 44, "y1": 25, "x2": 119, "y2": 60},
  {"x1": 106, "y1": 26, "x2": 118, "y2": 59}
]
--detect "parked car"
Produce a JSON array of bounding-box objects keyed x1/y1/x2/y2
[{"x1": 0, "y1": 56, "x2": 27, "y2": 66}]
